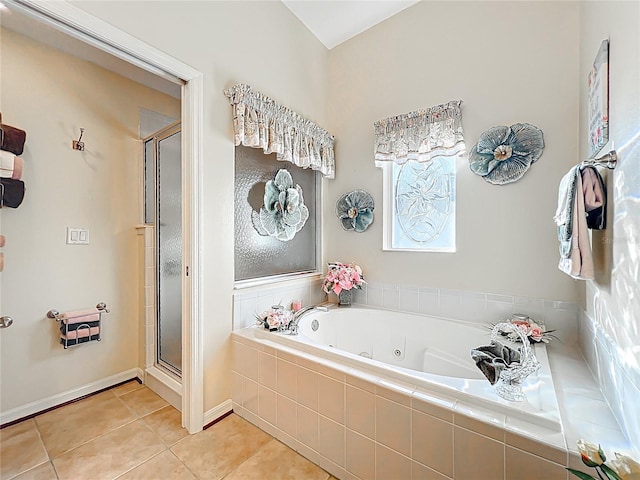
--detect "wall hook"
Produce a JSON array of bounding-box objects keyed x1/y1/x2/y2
[{"x1": 72, "y1": 128, "x2": 85, "y2": 151}]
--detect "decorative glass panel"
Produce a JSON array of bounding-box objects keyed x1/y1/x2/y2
[
  {"x1": 157, "y1": 130, "x2": 182, "y2": 372},
  {"x1": 235, "y1": 146, "x2": 318, "y2": 282},
  {"x1": 388, "y1": 158, "x2": 456, "y2": 251}
]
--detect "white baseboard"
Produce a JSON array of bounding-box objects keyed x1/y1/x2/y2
[
  {"x1": 0, "y1": 368, "x2": 142, "y2": 425},
  {"x1": 204, "y1": 399, "x2": 233, "y2": 426}
]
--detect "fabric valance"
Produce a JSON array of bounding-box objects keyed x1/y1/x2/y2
[
  {"x1": 374, "y1": 100, "x2": 465, "y2": 165},
  {"x1": 224, "y1": 83, "x2": 335, "y2": 178}
]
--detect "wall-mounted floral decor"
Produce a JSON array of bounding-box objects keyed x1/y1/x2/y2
[
  {"x1": 469, "y1": 123, "x2": 544, "y2": 185},
  {"x1": 252, "y1": 169, "x2": 309, "y2": 241},
  {"x1": 336, "y1": 190, "x2": 375, "y2": 232}
]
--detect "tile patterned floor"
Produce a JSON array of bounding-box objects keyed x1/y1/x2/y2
[{"x1": 0, "y1": 381, "x2": 334, "y2": 480}]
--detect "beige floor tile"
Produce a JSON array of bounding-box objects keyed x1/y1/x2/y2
[
  {"x1": 119, "y1": 387, "x2": 168, "y2": 417},
  {"x1": 141, "y1": 406, "x2": 188, "y2": 446},
  {"x1": 110, "y1": 380, "x2": 144, "y2": 397},
  {"x1": 118, "y1": 451, "x2": 195, "y2": 480},
  {"x1": 171, "y1": 414, "x2": 271, "y2": 480},
  {"x1": 11, "y1": 461, "x2": 58, "y2": 480},
  {"x1": 36, "y1": 394, "x2": 136, "y2": 458},
  {"x1": 225, "y1": 438, "x2": 329, "y2": 480},
  {"x1": 0, "y1": 419, "x2": 49, "y2": 480},
  {"x1": 52, "y1": 420, "x2": 165, "y2": 480}
]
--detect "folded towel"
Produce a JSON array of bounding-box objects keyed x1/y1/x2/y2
[
  {"x1": 0, "y1": 150, "x2": 14, "y2": 175},
  {"x1": 12, "y1": 157, "x2": 23, "y2": 180},
  {"x1": 470, "y1": 340, "x2": 521, "y2": 385},
  {"x1": 0, "y1": 154, "x2": 23, "y2": 180},
  {"x1": 60, "y1": 334, "x2": 100, "y2": 347},
  {"x1": 0, "y1": 235, "x2": 5, "y2": 247},
  {"x1": 60, "y1": 320, "x2": 100, "y2": 334},
  {"x1": 581, "y1": 166, "x2": 606, "y2": 229},
  {"x1": 0, "y1": 124, "x2": 27, "y2": 155},
  {"x1": 0, "y1": 178, "x2": 25, "y2": 208},
  {"x1": 61, "y1": 326, "x2": 100, "y2": 340},
  {"x1": 61, "y1": 308, "x2": 98, "y2": 319},
  {"x1": 62, "y1": 313, "x2": 100, "y2": 325}
]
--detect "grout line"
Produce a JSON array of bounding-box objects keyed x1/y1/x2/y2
[
  {"x1": 112, "y1": 448, "x2": 168, "y2": 480},
  {"x1": 167, "y1": 449, "x2": 200, "y2": 480},
  {"x1": 50, "y1": 459, "x2": 60, "y2": 480},
  {"x1": 46, "y1": 418, "x2": 139, "y2": 461}
]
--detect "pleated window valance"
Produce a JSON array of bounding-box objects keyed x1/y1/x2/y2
[
  {"x1": 225, "y1": 84, "x2": 335, "y2": 179},
  {"x1": 374, "y1": 100, "x2": 465, "y2": 165}
]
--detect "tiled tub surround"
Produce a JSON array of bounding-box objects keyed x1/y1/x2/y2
[
  {"x1": 233, "y1": 278, "x2": 580, "y2": 345},
  {"x1": 233, "y1": 275, "x2": 326, "y2": 330},
  {"x1": 578, "y1": 306, "x2": 640, "y2": 454},
  {"x1": 231, "y1": 281, "x2": 634, "y2": 479},
  {"x1": 265, "y1": 306, "x2": 562, "y2": 431},
  {"x1": 232, "y1": 326, "x2": 572, "y2": 480}
]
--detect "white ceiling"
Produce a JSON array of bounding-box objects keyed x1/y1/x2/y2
[{"x1": 282, "y1": 0, "x2": 420, "y2": 49}]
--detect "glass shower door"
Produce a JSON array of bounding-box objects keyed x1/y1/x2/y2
[{"x1": 145, "y1": 122, "x2": 182, "y2": 375}]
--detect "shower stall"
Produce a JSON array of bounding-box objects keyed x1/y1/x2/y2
[{"x1": 143, "y1": 121, "x2": 182, "y2": 377}]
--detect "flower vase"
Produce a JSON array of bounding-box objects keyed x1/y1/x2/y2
[{"x1": 338, "y1": 289, "x2": 352, "y2": 307}]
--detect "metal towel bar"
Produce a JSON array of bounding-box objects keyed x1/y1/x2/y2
[
  {"x1": 47, "y1": 302, "x2": 109, "y2": 349},
  {"x1": 581, "y1": 150, "x2": 617, "y2": 169}
]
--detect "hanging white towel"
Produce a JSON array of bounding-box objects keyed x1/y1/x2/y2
[
  {"x1": 556, "y1": 169, "x2": 594, "y2": 280},
  {"x1": 0, "y1": 150, "x2": 15, "y2": 177}
]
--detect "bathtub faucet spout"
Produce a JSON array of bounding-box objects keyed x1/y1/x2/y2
[{"x1": 288, "y1": 305, "x2": 328, "y2": 335}]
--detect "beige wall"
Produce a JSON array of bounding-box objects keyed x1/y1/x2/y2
[
  {"x1": 579, "y1": 1, "x2": 640, "y2": 451},
  {"x1": 69, "y1": 0, "x2": 330, "y2": 413},
  {"x1": 0, "y1": 28, "x2": 180, "y2": 412},
  {"x1": 326, "y1": 1, "x2": 581, "y2": 302}
]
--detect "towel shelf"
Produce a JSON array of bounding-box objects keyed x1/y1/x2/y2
[
  {"x1": 581, "y1": 150, "x2": 617, "y2": 169},
  {"x1": 47, "y1": 302, "x2": 109, "y2": 349}
]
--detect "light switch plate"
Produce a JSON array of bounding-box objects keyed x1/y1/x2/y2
[{"x1": 66, "y1": 227, "x2": 89, "y2": 245}]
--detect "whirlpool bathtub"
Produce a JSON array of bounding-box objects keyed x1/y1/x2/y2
[{"x1": 233, "y1": 304, "x2": 562, "y2": 432}]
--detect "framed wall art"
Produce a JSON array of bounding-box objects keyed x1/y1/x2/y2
[{"x1": 588, "y1": 39, "x2": 609, "y2": 158}]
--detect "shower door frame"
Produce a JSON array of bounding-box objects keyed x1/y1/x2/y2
[
  {"x1": 6, "y1": 0, "x2": 204, "y2": 434},
  {"x1": 144, "y1": 121, "x2": 183, "y2": 378}
]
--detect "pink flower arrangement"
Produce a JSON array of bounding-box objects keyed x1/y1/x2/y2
[
  {"x1": 492, "y1": 314, "x2": 556, "y2": 344},
  {"x1": 512, "y1": 320, "x2": 547, "y2": 343},
  {"x1": 255, "y1": 305, "x2": 293, "y2": 331},
  {"x1": 322, "y1": 262, "x2": 365, "y2": 295}
]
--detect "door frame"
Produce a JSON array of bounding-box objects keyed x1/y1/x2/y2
[{"x1": 6, "y1": 0, "x2": 205, "y2": 433}]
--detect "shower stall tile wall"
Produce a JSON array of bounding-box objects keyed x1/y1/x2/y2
[{"x1": 138, "y1": 225, "x2": 156, "y2": 369}]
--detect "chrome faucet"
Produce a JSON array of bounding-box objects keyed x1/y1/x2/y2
[{"x1": 288, "y1": 304, "x2": 328, "y2": 335}]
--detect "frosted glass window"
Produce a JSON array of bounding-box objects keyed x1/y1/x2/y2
[
  {"x1": 235, "y1": 146, "x2": 318, "y2": 282},
  {"x1": 382, "y1": 158, "x2": 456, "y2": 252}
]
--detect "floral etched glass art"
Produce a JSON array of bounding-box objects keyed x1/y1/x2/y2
[
  {"x1": 336, "y1": 190, "x2": 375, "y2": 232},
  {"x1": 392, "y1": 158, "x2": 456, "y2": 251},
  {"x1": 468, "y1": 123, "x2": 544, "y2": 185},
  {"x1": 252, "y1": 169, "x2": 309, "y2": 241}
]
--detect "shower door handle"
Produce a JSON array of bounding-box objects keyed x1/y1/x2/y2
[{"x1": 0, "y1": 316, "x2": 13, "y2": 328}]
